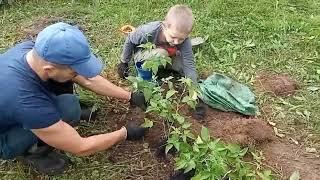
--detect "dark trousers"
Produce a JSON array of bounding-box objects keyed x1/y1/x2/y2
[{"x1": 0, "y1": 81, "x2": 80, "y2": 159}]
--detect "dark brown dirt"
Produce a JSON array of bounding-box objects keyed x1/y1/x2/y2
[
  {"x1": 103, "y1": 104, "x2": 174, "y2": 180},
  {"x1": 254, "y1": 72, "x2": 299, "y2": 96}
]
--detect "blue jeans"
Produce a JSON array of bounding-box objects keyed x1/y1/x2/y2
[{"x1": 0, "y1": 94, "x2": 81, "y2": 159}]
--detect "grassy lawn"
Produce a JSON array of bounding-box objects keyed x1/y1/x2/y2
[{"x1": 0, "y1": 0, "x2": 319, "y2": 179}]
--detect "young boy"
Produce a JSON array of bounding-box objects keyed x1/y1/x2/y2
[
  {"x1": 118, "y1": 5, "x2": 206, "y2": 119},
  {"x1": 117, "y1": 4, "x2": 197, "y2": 83}
]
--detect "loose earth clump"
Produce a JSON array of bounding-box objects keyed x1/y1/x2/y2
[
  {"x1": 254, "y1": 72, "x2": 299, "y2": 96},
  {"x1": 181, "y1": 107, "x2": 274, "y2": 146}
]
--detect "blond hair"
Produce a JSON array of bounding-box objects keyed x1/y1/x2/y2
[{"x1": 164, "y1": 5, "x2": 194, "y2": 34}]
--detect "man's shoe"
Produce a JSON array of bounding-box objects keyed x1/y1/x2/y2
[
  {"x1": 192, "y1": 100, "x2": 207, "y2": 120},
  {"x1": 19, "y1": 146, "x2": 69, "y2": 176},
  {"x1": 80, "y1": 104, "x2": 99, "y2": 121}
]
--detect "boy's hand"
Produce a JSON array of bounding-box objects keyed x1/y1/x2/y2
[
  {"x1": 125, "y1": 121, "x2": 147, "y2": 141},
  {"x1": 117, "y1": 62, "x2": 129, "y2": 79},
  {"x1": 129, "y1": 92, "x2": 147, "y2": 110},
  {"x1": 192, "y1": 100, "x2": 207, "y2": 120}
]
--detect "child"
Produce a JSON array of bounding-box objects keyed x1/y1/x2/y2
[{"x1": 117, "y1": 4, "x2": 197, "y2": 83}]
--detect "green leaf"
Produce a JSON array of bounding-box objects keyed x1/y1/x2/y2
[
  {"x1": 166, "y1": 89, "x2": 177, "y2": 99},
  {"x1": 189, "y1": 90, "x2": 198, "y2": 100},
  {"x1": 200, "y1": 126, "x2": 210, "y2": 142},
  {"x1": 168, "y1": 81, "x2": 173, "y2": 90},
  {"x1": 182, "y1": 134, "x2": 187, "y2": 142},
  {"x1": 141, "y1": 118, "x2": 153, "y2": 128},
  {"x1": 165, "y1": 144, "x2": 173, "y2": 154},
  {"x1": 152, "y1": 65, "x2": 159, "y2": 74},
  {"x1": 182, "y1": 96, "x2": 191, "y2": 103},
  {"x1": 193, "y1": 144, "x2": 200, "y2": 152},
  {"x1": 138, "y1": 42, "x2": 155, "y2": 50},
  {"x1": 150, "y1": 101, "x2": 158, "y2": 108},
  {"x1": 289, "y1": 171, "x2": 300, "y2": 180},
  {"x1": 184, "y1": 160, "x2": 196, "y2": 173},
  {"x1": 238, "y1": 147, "x2": 248, "y2": 157},
  {"x1": 191, "y1": 173, "x2": 211, "y2": 180},
  {"x1": 179, "y1": 77, "x2": 193, "y2": 87},
  {"x1": 126, "y1": 76, "x2": 137, "y2": 83},
  {"x1": 143, "y1": 87, "x2": 152, "y2": 101},
  {"x1": 160, "y1": 58, "x2": 168, "y2": 66},
  {"x1": 173, "y1": 114, "x2": 185, "y2": 124},
  {"x1": 208, "y1": 139, "x2": 219, "y2": 150},
  {"x1": 257, "y1": 170, "x2": 272, "y2": 180},
  {"x1": 226, "y1": 144, "x2": 241, "y2": 153},
  {"x1": 187, "y1": 100, "x2": 197, "y2": 109},
  {"x1": 196, "y1": 136, "x2": 204, "y2": 144},
  {"x1": 182, "y1": 122, "x2": 191, "y2": 129},
  {"x1": 176, "y1": 160, "x2": 187, "y2": 170},
  {"x1": 186, "y1": 132, "x2": 196, "y2": 139}
]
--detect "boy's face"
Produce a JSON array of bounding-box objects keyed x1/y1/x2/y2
[{"x1": 163, "y1": 24, "x2": 189, "y2": 46}]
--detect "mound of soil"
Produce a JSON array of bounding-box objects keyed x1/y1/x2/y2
[
  {"x1": 19, "y1": 16, "x2": 84, "y2": 41},
  {"x1": 254, "y1": 72, "x2": 298, "y2": 96},
  {"x1": 219, "y1": 118, "x2": 274, "y2": 145},
  {"x1": 182, "y1": 107, "x2": 274, "y2": 146}
]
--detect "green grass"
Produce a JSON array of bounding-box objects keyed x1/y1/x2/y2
[{"x1": 1, "y1": 0, "x2": 320, "y2": 179}]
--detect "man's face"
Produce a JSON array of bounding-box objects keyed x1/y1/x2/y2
[
  {"x1": 163, "y1": 24, "x2": 189, "y2": 46},
  {"x1": 44, "y1": 65, "x2": 77, "y2": 82}
]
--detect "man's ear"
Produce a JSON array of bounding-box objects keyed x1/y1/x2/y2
[{"x1": 43, "y1": 64, "x2": 55, "y2": 73}]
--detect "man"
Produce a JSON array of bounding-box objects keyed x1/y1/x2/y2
[{"x1": 0, "y1": 22, "x2": 147, "y2": 175}]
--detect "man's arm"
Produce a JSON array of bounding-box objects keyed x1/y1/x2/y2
[
  {"x1": 32, "y1": 120, "x2": 127, "y2": 156},
  {"x1": 73, "y1": 75, "x2": 131, "y2": 100},
  {"x1": 73, "y1": 75, "x2": 147, "y2": 110},
  {"x1": 180, "y1": 38, "x2": 198, "y2": 83}
]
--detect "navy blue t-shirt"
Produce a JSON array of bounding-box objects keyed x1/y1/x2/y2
[{"x1": 0, "y1": 41, "x2": 60, "y2": 132}]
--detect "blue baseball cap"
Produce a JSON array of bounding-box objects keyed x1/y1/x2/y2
[{"x1": 34, "y1": 22, "x2": 103, "y2": 78}]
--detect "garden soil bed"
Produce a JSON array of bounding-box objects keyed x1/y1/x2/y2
[{"x1": 102, "y1": 101, "x2": 320, "y2": 179}]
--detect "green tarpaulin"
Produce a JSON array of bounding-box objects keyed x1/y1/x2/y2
[{"x1": 199, "y1": 73, "x2": 258, "y2": 116}]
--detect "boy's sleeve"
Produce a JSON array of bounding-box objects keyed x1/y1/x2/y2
[
  {"x1": 121, "y1": 26, "x2": 150, "y2": 63},
  {"x1": 180, "y1": 38, "x2": 198, "y2": 83}
]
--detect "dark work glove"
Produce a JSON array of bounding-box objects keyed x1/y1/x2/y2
[
  {"x1": 170, "y1": 170, "x2": 195, "y2": 180},
  {"x1": 129, "y1": 91, "x2": 147, "y2": 110},
  {"x1": 117, "y1": 62, "x2": 129, "y2": 79},
  {"x1": 192, "y1": 100, "x2": 207, "y2": 120},
  {"x1": 125, "y1": 121, "x2": 147, "y2": 141}
]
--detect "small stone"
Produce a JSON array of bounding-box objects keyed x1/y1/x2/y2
[{"x1": 306, "y1": 147, "x2": 317, "y2": 153}]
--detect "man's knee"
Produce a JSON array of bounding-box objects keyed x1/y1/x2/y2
[
  {"x1": 0, "y1": 127, "x2": 38, "y2": 159},
  {"x1": 55, "y1": 94, "x2": 81, "y2": 125}
]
